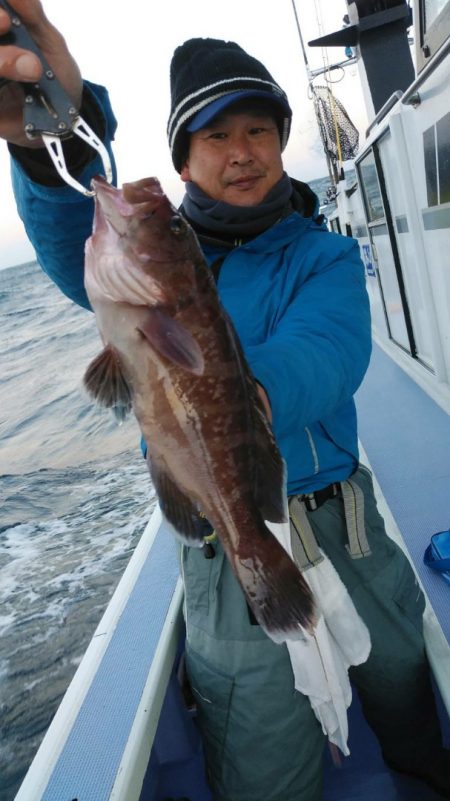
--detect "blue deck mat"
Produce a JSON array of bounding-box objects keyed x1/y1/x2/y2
[
  {"x1": 355, "y1": 342, "x2": 450, "y2": 645},
  {"x1": 151, "y1": 670, "x2": 448, "y2": 801},
  {"x1": 323, "y1": 689, "x2": 448, "y2": 801}
]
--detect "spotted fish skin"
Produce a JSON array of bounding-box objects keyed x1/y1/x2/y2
[{"x1": 83, "y1": 175, "x2": 316, "y2": 641}]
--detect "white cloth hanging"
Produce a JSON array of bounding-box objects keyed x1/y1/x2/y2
[{"x1": 266, "y1": 518, "x2": 372, "y2": 756}]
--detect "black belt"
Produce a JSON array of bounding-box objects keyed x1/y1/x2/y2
[
  {"x1": 200, "y1": 482, "x2": 340, "y2": 563},
  {"x1": 297, "y1": 482, "x2": 340, "y2": 512}
]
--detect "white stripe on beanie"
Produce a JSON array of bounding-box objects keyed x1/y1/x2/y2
[{"x1": 168, "y1": 76, "x2": 287, "y2": 147}]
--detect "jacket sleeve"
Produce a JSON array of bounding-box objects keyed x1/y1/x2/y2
[
  {"x1": 245, "y1": 234, "x2": 372, "y2": 439},
  {"x1": 9, "y1": 81, "x2": 118, "y2": 310}
]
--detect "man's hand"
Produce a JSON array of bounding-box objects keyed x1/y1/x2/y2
[{"x1": 0, "y1": 0, "x2": 82, "y2": 147}]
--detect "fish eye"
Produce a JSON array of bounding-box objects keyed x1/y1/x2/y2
[{"x1": 170, "y1": 215, "x2": 186, "y2": 236}]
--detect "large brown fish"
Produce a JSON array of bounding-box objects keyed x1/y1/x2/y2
[{"x1": 83, "y1": 175, "x2": 315, "y2": 642}]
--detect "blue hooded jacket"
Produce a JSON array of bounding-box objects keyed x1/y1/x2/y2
[{"x1": 10, "y1": 82, "x2": 371, "y2": 495}]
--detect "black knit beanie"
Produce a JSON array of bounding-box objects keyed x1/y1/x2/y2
[{"x1": 167, "y1": 37, "x2": 292, "y2": 173}]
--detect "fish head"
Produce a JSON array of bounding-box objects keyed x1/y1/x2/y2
[
  {"x1": 84, "y1": 176, "x2": 207, "y2": 391},
  {"x1": 85, "y1": 176, "x2": 199, "y2": 309}
]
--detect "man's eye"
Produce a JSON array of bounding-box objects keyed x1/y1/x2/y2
[{"x1": 208, "y1": 132, "x2": 227, "y2": 140}]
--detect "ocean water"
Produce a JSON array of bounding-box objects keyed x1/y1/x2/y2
[{"x1": 0, "y1": 261, "x2": 156, "y2": 800}]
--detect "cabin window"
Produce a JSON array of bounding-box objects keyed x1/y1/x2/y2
[
  {"x1": 424, "y1": 125, "x2": 439, "y2": 206},
  {"x1": 423, "y1": 112, "x2": 450, "y2": 205},
  {"x1": 356, "y1": 143, "x2": 417, "y2": 357},
  {"x1": 424, "y1": 0, "x2": 447, "y2": 31},
  {"x1": 424, "y1": 0, "x2": 448, "y2": 29},
  {"x1": 416, "y1": 0, "x2": 450, "y2": 71},
  {"x1": 329, "y1": 217, "x2": 342, "y2": 234},
  {"x1": 358, "y1": 152, "x2": 384, "y2": 222},
  {"x1": 437, "y1": 112, "x2": 450, "y2": 203}
]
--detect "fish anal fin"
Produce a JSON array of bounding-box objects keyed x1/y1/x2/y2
[
  {"x1": 149, "y1": 458, "x2": 206, "y2": 546},
  {"x1": 83, "y1": 345, "x2": 133, "y2": 420},
  {"x1": 138, "y1": 307, "x2": 204, "y2": 376}
]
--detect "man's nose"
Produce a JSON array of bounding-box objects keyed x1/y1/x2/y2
[{"x1": 228, "y1": 135, "x2": 254, "y2": 164}]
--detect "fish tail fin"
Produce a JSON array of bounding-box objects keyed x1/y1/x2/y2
[{"x1": 231, "y1": 517, "x2": 316, "y2": 642}]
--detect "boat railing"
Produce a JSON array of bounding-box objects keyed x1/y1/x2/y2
[
  {"x1": 14, "y1": 505, "x2": 183, "y2": 801},
  {"x1": 365, "y1": 91, "x2": 404, "y2": 137}
]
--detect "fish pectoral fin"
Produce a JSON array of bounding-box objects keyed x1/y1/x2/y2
[
  {"x1": 83, "y1": 345, "x2": 133, "y2": 421},
  {"x1": 137, "y1": 307, "x2": 204, "y2": 376},
  {"x1": 149, "y1": 459, "x2": 206, "y2": 546}
]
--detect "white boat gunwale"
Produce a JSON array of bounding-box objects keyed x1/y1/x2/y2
[{"x1": 14, "y1": 504, "x2": 183, "y2": 801}]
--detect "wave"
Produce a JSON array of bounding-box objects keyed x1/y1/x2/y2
[
  {"x1": 0, "y1": 450, "x2": 156, "y2": 800},
  {"x1": 0, "y1": 260, "x2": 159, "y2": 799}
]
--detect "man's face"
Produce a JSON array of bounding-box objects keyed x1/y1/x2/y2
[{"x1": 180, "y1": 109, "x2": 284, "y2": 206}]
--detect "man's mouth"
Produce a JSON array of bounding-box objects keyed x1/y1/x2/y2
[{"x1": 228, "y1": 174, "x2": 264, "y2": 190}]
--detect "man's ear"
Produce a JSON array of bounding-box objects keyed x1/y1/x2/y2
[{"x1": 180, "y1": 162, "x2": 190, "y2": 183}]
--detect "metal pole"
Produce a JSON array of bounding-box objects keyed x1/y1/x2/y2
[
  {"x1": 290, "y1": 0, "x2": 311, "y2": 74},
  {"x1": 290, "y1": 0, "x2": 335, "y2": 186}
]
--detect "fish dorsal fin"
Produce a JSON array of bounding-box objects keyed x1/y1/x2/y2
[
  {"x1": 148, "y1": 458, "x2": 206, "y2": 545},
  {"x1": 223, "y1": 313, "x2": 286, "y2": 524},
  {"x1": 137, "y1": 307, "x2": 204, "y2": 376},
  {"x1": 83, "y1": 345, "x2": 133, "y2": 422}
]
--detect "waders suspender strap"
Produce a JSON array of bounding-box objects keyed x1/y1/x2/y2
[
  {"x1": 289, "y1": 476, "x2": 371, "y2": 570},
  {"x1": 340, "y1": 479, "x2": 371, "y2": 559},
  {"x1": 289, "y1": 496, "x2": 324, "y2": 570}
]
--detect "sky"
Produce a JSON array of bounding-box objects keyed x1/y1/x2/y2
[{"x1": 0, "y1": 0, "x2": 369, "y2": 270}]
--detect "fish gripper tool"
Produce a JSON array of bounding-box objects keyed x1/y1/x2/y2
[{"x1": 0, "y1": 0, "x2": 112, "y2": 196}]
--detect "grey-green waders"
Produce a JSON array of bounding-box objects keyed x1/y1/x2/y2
[{"x1": 180, "y1": 467, "x2": 441, "y2": 801}]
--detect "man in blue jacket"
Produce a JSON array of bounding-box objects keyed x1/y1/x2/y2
[{"x1": 1, "y1": 4, "x2": 449, "y2": 799}]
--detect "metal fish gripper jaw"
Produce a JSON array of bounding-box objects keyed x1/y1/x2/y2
[{"x1": 0, "y1": 0, "x2": 112, "y2": 196}]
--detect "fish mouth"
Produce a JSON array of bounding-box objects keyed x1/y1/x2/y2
[
  {"x1": 91, "y1": 174, "x2": 110, "y2": 192},
  {"x1": 91, "y1": 175, "x2": 165, "y2": 209},
  {"x1": 91, "y1": 176, "x2": 134, "y2": 215},
  {"x1": 90, "y1": 175, "x2": 171, "y2": 236},
  {"x1": 91, "y1": 174, "x2": 121, "y2": 199}
]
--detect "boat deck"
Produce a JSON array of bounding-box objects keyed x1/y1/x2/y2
[
  {"x1": 16, "y1": 342, "x2": 450, "y2": 801},
  {"x1": 356, "y1": 342, "x2": 450, "y2": 648},
  {"x1": 149, "y1": 685, "x2": 449, "y2": 801},
  {"x1": 146, "y1": 667, "x2": 449, "y2": 801}
]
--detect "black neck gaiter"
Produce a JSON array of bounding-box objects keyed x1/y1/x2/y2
[{"x1": 182, "y1": 172, "x2": 295, "y2": 238}]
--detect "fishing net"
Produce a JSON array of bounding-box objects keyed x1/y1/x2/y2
[{"x1": 310, "y1": 84, "x2": 359, "y2": 165}]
